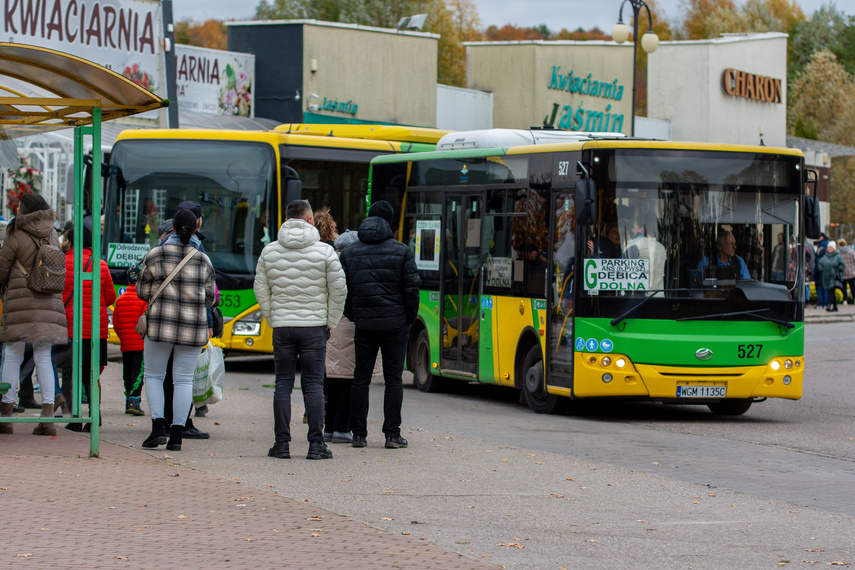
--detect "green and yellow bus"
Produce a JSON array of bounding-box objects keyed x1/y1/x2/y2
[
  {"x1": 371, "y1": 129, "x2": 821, "y2": 415},
  {"x1": 103, "y1": 125, "x2": 448, "y2": 354}
]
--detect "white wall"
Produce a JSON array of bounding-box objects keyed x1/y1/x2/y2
[
  {"x1": 436, "y1": 84, "x2": 493, "y2": 131},
  {"x1": 648, "y1": 34, "x2": 787, "y2": 147}
]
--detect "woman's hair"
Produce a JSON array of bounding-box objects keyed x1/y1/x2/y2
[
  {"x1": 19, "y1": 193, "x2": 50, "y2": 215},
  {"x1": 314, "y1": 206, "x2": 338, "y2": 243},
  {"x1": 173, "y1": 208, "x2": 197, "y2": 245},
  {"x1": 66, "y1": 226, "x2": 93, "y2": 248}
]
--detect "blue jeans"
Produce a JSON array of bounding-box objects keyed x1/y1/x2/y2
[
  {"x1": 815, "y1": 271, "x2": 828, "y2": 306},
  {"x1": 272, "y1": 326, "x2": 328, "y2": 445},
  {"x1": 350, "y1": 324, "x2": 409, "y2": 439}
]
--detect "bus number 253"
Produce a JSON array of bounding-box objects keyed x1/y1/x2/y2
[{"x1": 737, "y1": 344, "x2": 762, "y2": 358}]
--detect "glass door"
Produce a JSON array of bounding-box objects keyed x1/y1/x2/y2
[
  {"x1": 440, "y1": 193, "x2": 481, "y2": 376},
  {"x1": 548, "y1": 189, "x2": 575, "y2": 388}
]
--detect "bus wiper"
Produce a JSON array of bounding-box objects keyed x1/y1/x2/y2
[
  {"x1": 676, "y1": 308, "x2": 794, "y2": 329},
  {"x1": 609, "y1": 289, "x2": 690, "y2": 327}
]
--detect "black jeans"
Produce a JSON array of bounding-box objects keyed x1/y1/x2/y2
[
  {"x1": 350, "y1": 324, "x2": 409, "y2": 439},
  {"x1": 272, "y1": 326, "x2": 328, "y2": 445},
  {"x1": 324, "y1": 377, "x2": 352, "y2": 434}
]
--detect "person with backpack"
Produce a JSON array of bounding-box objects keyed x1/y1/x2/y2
[{"x1": 0, "y1": 194, "x2": 68, "y2": 436}]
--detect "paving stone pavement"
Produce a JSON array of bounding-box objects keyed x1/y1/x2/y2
[{"x1": 0, "y1": 433, "x2": 491, "y2": 569}]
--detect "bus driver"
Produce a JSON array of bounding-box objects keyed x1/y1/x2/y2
[{"x1": 697, "y1": 230, "x2": 751, "y2": 280}]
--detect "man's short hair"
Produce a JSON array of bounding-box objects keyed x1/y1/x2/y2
[{"x1": 285, "y1": 199, "x2": 312, "y2": 220}]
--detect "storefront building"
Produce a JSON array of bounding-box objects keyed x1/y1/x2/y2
[{"x1": 227, "y1": 20, "x2": 438, "y2": 127}]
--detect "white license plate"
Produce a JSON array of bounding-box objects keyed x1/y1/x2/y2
[{"x1": 676, "y1": 385, "x2": 726, "y2": 398}]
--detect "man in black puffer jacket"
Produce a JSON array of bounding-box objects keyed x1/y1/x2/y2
[{"x1": 339, "y1": 201, "x2": 420, "y2": 450}]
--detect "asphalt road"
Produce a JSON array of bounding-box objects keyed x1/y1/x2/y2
[{"x1": 92, "y1": 322, "x2": 855, "y2": 569}]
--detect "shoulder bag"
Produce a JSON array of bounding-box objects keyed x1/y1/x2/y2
[{"x1": 135, "y1": 249, "x2": 198, "y2": 336}]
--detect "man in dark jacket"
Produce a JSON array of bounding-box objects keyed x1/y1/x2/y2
[{"x1": 340, "y1": 201, "x2": 420, "y2": 449}]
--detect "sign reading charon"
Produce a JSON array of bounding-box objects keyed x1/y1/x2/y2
[
  {"x1": 544, "y1": 66, "x2": 626, "y2": 132},
  {"x1": 721, "y1": 68, "x2": 782, "y2": 104}
]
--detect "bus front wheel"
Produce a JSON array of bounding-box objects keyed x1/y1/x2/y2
[
  {"x1": 707, "y1": 399, "x2": 752, "y2": 416},
  {"x1": 522, "y1": 345, "x2": 560, "y2": 414},
  {"x1": 413, "y1": 329, "x2": 444, "y2": 393}
]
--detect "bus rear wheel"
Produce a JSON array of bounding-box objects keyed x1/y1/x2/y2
[
  {"x1": 413, "y1": 329, "x2": 444, "y2": 392},
  {"x1": 522, "y1": 345, "x2": 560, "y2": 414},
  {"x1": 708, "y1": 399, "x2": 752, "y2": 416}
]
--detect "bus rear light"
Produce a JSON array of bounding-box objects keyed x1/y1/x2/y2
[
  {"x1": 770, "y1": 360, "x2": 781, "y2": 371},
  {"x1": 783, "y1": 375, "x2": 792, "y2": 385},
  {"x1": 616, "y1": 358, "x2": 626, "y2": 368},
  {"x1": 602, "y1": 373, "x2": 613, "y2": 383}
]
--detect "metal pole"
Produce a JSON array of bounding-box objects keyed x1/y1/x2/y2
[
  {"x1": 630, "y1": 2, "x2": 640, "y2": 137},
  {"x1": 89, "y1": 107, "x2": 101, "y2": 458}
]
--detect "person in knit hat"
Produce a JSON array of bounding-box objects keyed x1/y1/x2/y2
[{"x1": 338, "y1": 200, "x2": 421, "y2": 450}]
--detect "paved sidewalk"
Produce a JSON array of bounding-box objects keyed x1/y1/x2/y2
[
  {"x1": 1, "y1": 432, "x2": 490, "y2": 569},
  {"x1": 804, "y1": 300, "x2": 855, "y2": 324}
]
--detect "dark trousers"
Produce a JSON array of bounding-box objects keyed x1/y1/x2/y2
[
  {"x1": 324, "y1": 377, "x2": 352, "y2": 434},
  {"x1": 272, "y1": 326, "x2": 328, "y2": 445},
  {"x1": 350, "y1": 324, "x2": 408, "y2": 439},
  {"x1": 122, "y1": 350, "x2": 144, "y2": 399},
  {"x1": 842, "y1": 278, "x2": 855, "y2": 303}
]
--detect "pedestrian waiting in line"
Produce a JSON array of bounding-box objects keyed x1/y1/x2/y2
[
  {"x1": 113, "y1": 264, "x2": 148, "y2": 416},
  {"x1": 818, "y1": 240, "x2": 844, "y2": 313},
  {"x1": 339, "y1": 200, "x2": 421, "y2": 450},
  {"x1": 837, "y1": 239, "x2": 855, "y2": 304},
  {"x1": 255, "y1": 199, "x2": 347, "y2": 461},
  {"x1": 138, "y1": 209, "x2": 217, "y2": 451}
]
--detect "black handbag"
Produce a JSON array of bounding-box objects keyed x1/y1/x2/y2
[{"x1": 211, "y1": 306, "x2": 224, "y2": 338}]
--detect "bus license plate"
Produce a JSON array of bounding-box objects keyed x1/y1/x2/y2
[{"x1": 676, "y1": 385, "x2": 726, "y2": 398}]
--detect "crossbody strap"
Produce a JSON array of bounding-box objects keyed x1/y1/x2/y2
[{"x1": 147, "y1": 248, "x2": 198, "y2": 308}]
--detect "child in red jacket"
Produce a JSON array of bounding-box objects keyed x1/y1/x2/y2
[{"x1": 114, "y1": 265, "x2": 147, "y2": 416}]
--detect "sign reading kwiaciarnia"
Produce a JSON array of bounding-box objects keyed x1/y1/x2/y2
[{"x1": 584, "y1": 258, "x2": 649, "y2": 291}]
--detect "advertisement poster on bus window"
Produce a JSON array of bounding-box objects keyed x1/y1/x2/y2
[
  {"x1": 107, "y1": 243, "x2": 150, "y2": 268},
  {"x1": 1, "y1": 0, "x2": 165, "y2": 119},
  {"x1": 583, "y1": 258, "x2": 650, "y2": 292},
  {"x1": 414, "y1": 220, "x2": 441, "y2": 271},
  {"x1": 176, "y1": 45, "x2": 255, "y2": 118}
]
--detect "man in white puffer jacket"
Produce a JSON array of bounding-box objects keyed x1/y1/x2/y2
[{"x1": 254, "y1": 200, "x2": 347, "y2": 461}]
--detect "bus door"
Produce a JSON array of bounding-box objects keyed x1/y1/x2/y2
[
  {"x1": 547, "y1": 189, "x2": 575, "y2": 390},
  {"x1": 440, "y1": 193, "x2": 481, "y2": 377}
]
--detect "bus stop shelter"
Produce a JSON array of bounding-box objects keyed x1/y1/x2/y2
[{"x1": 0, "y1": 43, "x2": 167, "y2": 456}]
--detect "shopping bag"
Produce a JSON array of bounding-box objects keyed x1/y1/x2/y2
[{"x1": 193, "y1": 343, "x2": 224, "y2": 405}]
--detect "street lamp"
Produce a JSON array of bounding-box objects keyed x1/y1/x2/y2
[{"x1": 612, "y1": 0, "x2": 659, "y2": 136}]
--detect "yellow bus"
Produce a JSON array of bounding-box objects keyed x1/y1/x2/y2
[
  {"x1": 103, "y1": 125, "x2": 448, "y2": 354},
  {"x1": 371, "y1": 128, "x2": 821, "y2": 416}
]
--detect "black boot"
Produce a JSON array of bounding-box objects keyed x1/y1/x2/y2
[
  {"x1": 166, "y1": 424, "x2": 183, "y2": 451},
  {"x1": 142, "y1": 418, "x2": 167, "y2": 448}
]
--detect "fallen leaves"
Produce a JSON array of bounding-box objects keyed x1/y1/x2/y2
[
  {"x1": 16, "y1": 553, "x2": 33, "y2": 557},
  {"x1": 307, "y1": 516, "x2": 324, "y2": 522},
  {"x1": 497, "y1": 543, "x2": 524, "y2": 549}
]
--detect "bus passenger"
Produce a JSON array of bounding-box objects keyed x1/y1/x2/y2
[
  {"x1": 624, "y1": 216, "x2": 666, "y2": 290},
  {"x1": 587, "y1": 223, "x2": 620, "y2": 258},
  {"x1": 697, "y1": 230, "x2": 750, "y2": 280}
]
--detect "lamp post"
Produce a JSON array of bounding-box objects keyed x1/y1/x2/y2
[{"x1": 612, "y1": 0, "x2": 659, "y2": 136}]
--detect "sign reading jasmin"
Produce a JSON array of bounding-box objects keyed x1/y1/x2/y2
[
  {"x1": 544, "y1": 66, "x2": 627, "y2": 132},
  {"x1": 176, "y1": 45, "x2": 255, "y2": 117},
  {"x1": 2, "y1": 0, "x2": 164, "y2": 97},
  {"x1": 584, "y1": 258, "x2": 649, "y2": 291}
]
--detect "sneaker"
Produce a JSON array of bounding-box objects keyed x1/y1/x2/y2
[
  {"x1": 12, "y1": 403, "x2": 25, "y2": 413},
  {"x1": 332, "y1": 431, "x2": 353, "y2": 444},
  {"x1": 194, "y1": 405, "x2": 208, "y2": 418},
  {"x1": 182, "y1": 427, "x2": 210, "y2": 439},
  {"x1": 351, "y1": 435, "x2": 367, "y2": 448},
  {"x1": 306, "y1": 442, "x2": 333, "y2": 460},
  {"x1": 268, "y1": 442, "x2": 290, "y2": 459},
  {"x1": 385, "y1": 436, "x2": 408, "y2": 449},
  {"x1": 125, "y1": 399, "x2": 145, "y2": 416},
  {"x1": 323, "y1": 432, "x2": 333, "y2": 442}
]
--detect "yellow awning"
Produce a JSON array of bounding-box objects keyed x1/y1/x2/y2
[{"x1": 0, "y1": 42, "x2": 167, "y2": 139}]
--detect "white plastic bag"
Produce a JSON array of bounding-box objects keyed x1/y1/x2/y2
[{"x1": 193, "y1": 342, "x2": 224, "y2": 405}]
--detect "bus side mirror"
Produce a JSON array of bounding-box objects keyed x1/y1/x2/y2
[
  {"x1": 282, "y1": 165, "x2": 302, "y2": 206},
  {"x1": 804, "y1": 194, "x2": 821, "y2": 240},
  {"x1": 575, "y1": 179, "x2": 597, "y2": 226}
]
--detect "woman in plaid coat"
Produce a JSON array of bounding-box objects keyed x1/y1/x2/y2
[{"x1": 137, "y1": 208, "x2": 216, "y2": 451}]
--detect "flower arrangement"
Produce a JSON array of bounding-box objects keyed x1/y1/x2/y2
[
  {"x1": 6, "y1": 157, "x2": 41, "y2": 214},
  {"x1": 218, "y1": 64, "x2": 252, "y2": 117},
  {"x1": 123, "y1": 63, "x2": 155, "y2": 92}
]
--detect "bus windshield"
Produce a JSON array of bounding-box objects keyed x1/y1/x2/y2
[
  {"x1": 579, "y1": 149, "x2": 803, "y2": 321},
  {"x1": 105, "y1": 139, "x2": 276, "y2": 276}
]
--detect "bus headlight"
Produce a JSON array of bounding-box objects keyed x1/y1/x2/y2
[
  {"x1": 770, "y1": 360, "x2": 781, "y2": 371},
  {"x1": 233, "y1": 309, "x2": 263, "y2": 336},
  {"x1": 616, "y1": 358, "x2": 626, "y2": 368}
]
